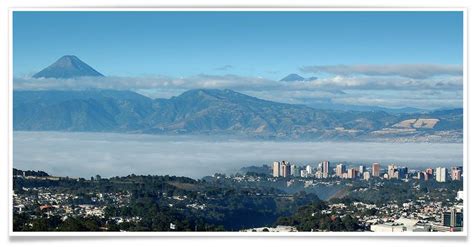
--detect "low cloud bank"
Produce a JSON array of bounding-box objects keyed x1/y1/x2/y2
[
  {"x1": 13, "y1": 63, "x2": 463, "y2": 110},
  {"x1": 13, "y1": 73, "x2": 462, "y2": 92},
  {"x1": 301, "y1": 64, "x2": 463, "y2": 79},
  {"x1": 13, "y1": 132, "x2": 463, "y2": 179}
]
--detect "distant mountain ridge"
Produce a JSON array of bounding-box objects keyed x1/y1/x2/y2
[
  {"x1": 13, "y1": 89, "x2": 463, "y2": 142},
  {"x1": 307, "y1": 102, "x2": 426, "y2": 114},
  {"x1": 280, "y1": 73, "x2": 317, "y2": 82},
  {"x1": 33, "y1": 55, "x2": 104, "y2": 79},
  {"x1": 19, "y1": 56, "x2": 462, "y2": 142}
]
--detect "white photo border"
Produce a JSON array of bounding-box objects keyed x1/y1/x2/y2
[{"x1": 7, "y1": 7, "x2": 469, "y2": 237}]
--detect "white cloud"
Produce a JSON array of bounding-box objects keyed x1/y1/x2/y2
[
  {"x1": 301, "y1": 64, "x2": 463, "y2": 79},
  {"x1": 13, "y1": 67, "x2": 463, "y2": 109},
  {"x1": 13, "y1": 73, "x2": 463, "y2": 92},
  {"x1": 287, "y1": 75, "x2": 463, "y2": 91},
  {"x1": 13, "y1": 74, "x2": 279, "y2": 91}
]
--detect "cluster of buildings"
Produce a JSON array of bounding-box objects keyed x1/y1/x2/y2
[
  {"x1": 241, "y1": 225, "x2": 298, "y2": 232},
  {"x1": 13, "y1": 180, "x2": 210, "y2": 225},
  {"x1": 272, "y1": 160, "x2": 331, "y2": 179},
  {"x1": 239, "y1": 198, "x2": 464, "y2": 233},
  {"x1": 228, "y1": 163, "x2": 465, "y2": 233},
  {"x1": 412, "y1": 166, "x2": 463, "y2": 182},
  {"x1": 368, "y1": 202, "x2": 464, "y2": 232},
  {"x1": 317, "y1": 187, "x2": 464, "y2": 233},
  {"x1": 13, "y1": 188, "x2": 132, "y2": 220},
  {"x1": 272, "y1": 160, "x2": 463, "y2": 182}
]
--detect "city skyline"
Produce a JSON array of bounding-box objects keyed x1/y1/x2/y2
[{"x1": 270, "y1": 159, "x2": 462, "y2": 182}]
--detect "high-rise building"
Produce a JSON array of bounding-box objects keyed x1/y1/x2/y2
[
  {"x1": 280, "y1": 161, "x2": 290, "y2": 177},
  {"x1": 425, "y1": 168, "x2": 434, "y2": 179},
  {"x1": 398, "y1": 167, "x2": 408, "y2": 179},
  {"x1": 273, "y1": 161, "x2": 280, "y2": 177},
  {"x1": 347, "y1": 168, "x2": 356, "y2": 179},
  {"x1": 451, "y1": 166, "x2": 463, "y2": 181},
  {"x1": 443, "y1": 208, "x2": 463, "y2": 228},
  {"x1": 422, "y1": 171, "x2": 429, "y2": 181},
  {"x1": 417, "y1": 171, "x2": 428, "y2": 180},
  {"x1": 372, "y1": 163, "x2": 381, "y2": 177},
  {"x1": 322, "y1": 161, "x2": 330, "y2": 178},
  {"x1": 306, "y1": 165, "x2": 313, "y2": 176},
  {"x1": 363, "y1": 171, "x2": 371, "y2": 181},
  {"x1": 279, "y1": 161, "x2": 285, "y2": 177},
  {"x1": 281, "y1": 165, "x2": 289, "y2": 177},
  {"x1": 359, "y1": 165, "x2": 366, "y2": 177},
  {"x1": 452, "y1": 169, "x2": 462, "y2": 181},
  {"x1": 387, "y1": 164, "x2": 397, "y2": 179},
  {"x1": 436, "y1": 167, "x2": 448, "y2": 182},
  {"x1": 317, "y1": 163, "x2": 323, "y2": 173},
  {"x1": 290, "y1": 164, "x2": 299, "y2": 177},
  {"x1": 336, "y1": 164, "x2": 346, "y2": 178}
]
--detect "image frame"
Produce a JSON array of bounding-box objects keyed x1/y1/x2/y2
[{"x1": 7, "y1": 7, "x2": 469, "y2": 237}]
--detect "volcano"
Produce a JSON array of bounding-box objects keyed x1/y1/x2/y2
[{"x1": 32, "y1": 55, "x2": 104, "y2": 79}]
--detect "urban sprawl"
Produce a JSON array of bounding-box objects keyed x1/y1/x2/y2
[
  {"x1": 262, "y1": 160, "x2": 463, "y2": 232},
  {"x1": 13, "y1": 161, "x2": 464, "y2": 233}
]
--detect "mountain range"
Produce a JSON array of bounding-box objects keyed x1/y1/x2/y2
[
  {"x1": 16, "y1": 55, "x2": 462, "y2": 142},
  {"x1": 13, "y1": 88, "x2": 463, "y2": 142}
]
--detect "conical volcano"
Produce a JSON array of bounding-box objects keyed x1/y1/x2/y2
[
  {"x1": 33, "y1": 55, "x2": 104, "y2": 79},
  {"x1": 280, "y1": 73, "x2": 305, "y2": 82}
]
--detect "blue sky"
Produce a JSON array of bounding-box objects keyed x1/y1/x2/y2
[{"x1": 13, "y1": 11, "x2": 464, "y2": 109}]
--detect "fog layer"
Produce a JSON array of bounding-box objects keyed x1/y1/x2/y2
[{"x1": 13, "y1": 132, "x2": 463, "y2": 179}]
